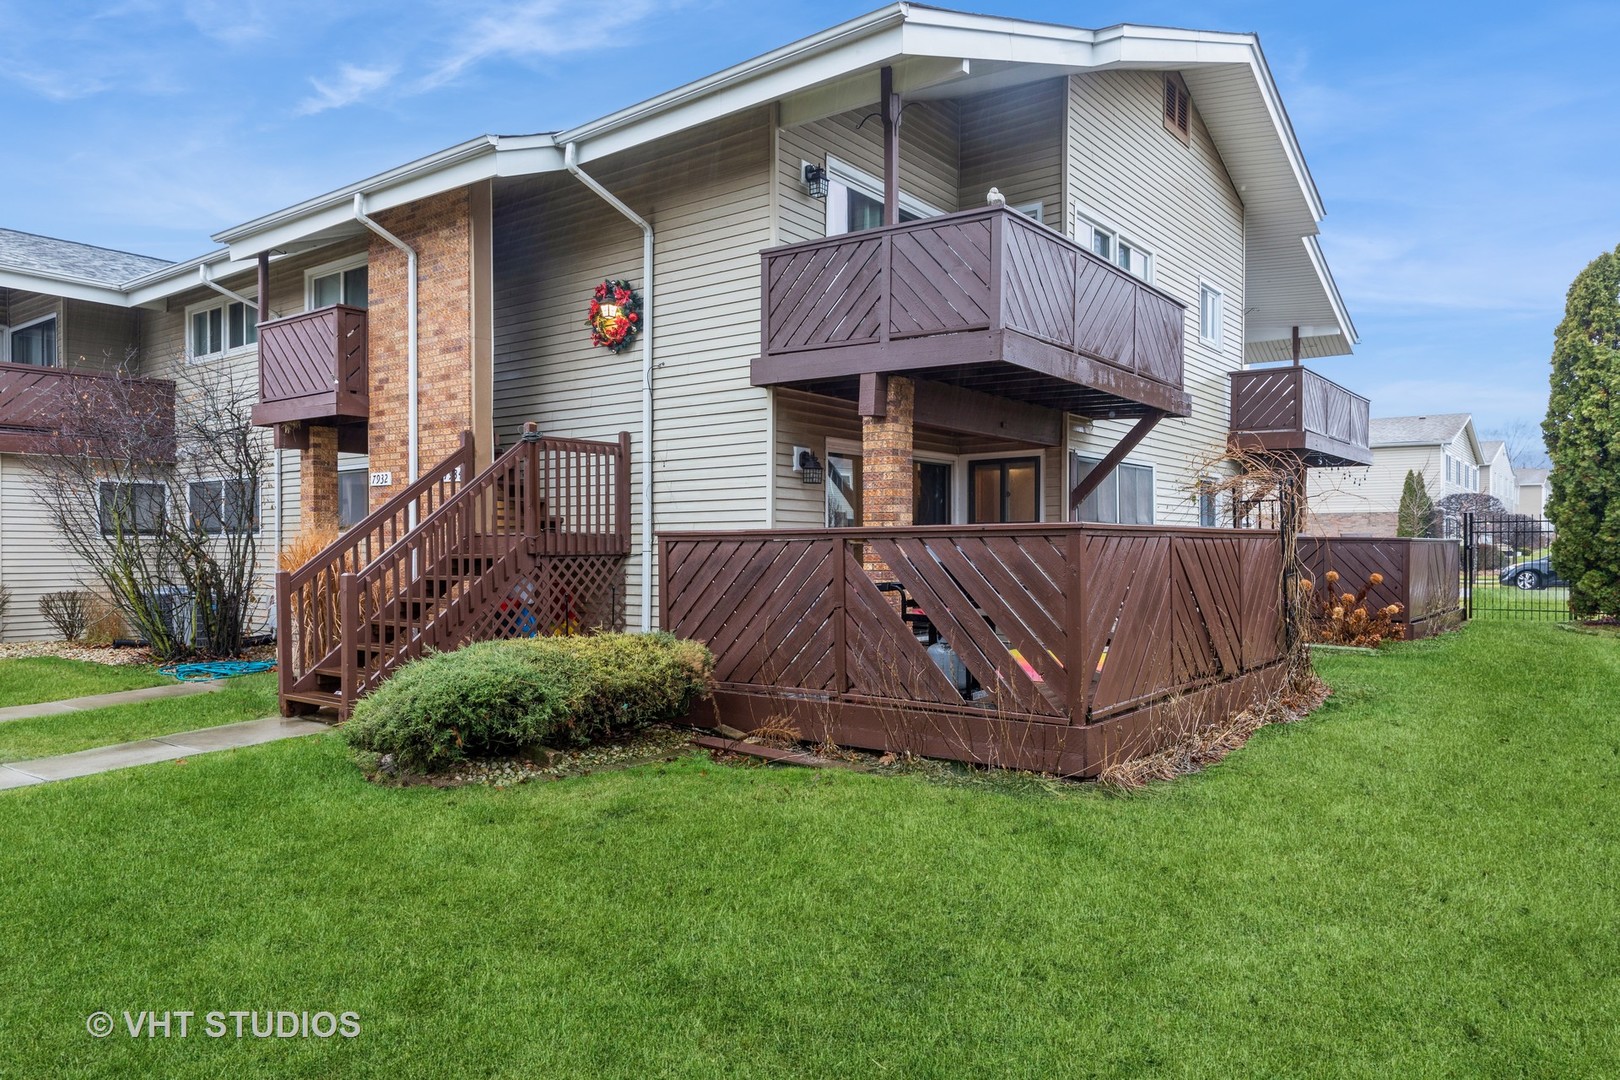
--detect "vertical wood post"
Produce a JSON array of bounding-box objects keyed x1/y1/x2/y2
[
  {"x1": 617, "y1": 430, "x2": 632, "y2": 551},
  {"x1": 1065, "y1": 531, "x2": 1087, "y2": 724},
  {"x1": 275, "y1": 570, "x2": 292, "y2": 716},
  {"x1": 340, "y1": 571, "x2": 359, "y2": 718},
  {"x1": 881, "y1": 65, "x2": 900, "y2": 226},
  {"x1": 833, "y1": 538, "x2": 848, "y2": 696},
  {"x1": 257, "y1": 251, "x2": 271, "y2": 328}
]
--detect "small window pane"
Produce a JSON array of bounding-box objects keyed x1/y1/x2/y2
[
  {"x1": 914, "y1": 461, "x2": 952, "y2": 526},
  {"x1": 228, "y1": 303, "x2": 246, "y2": 350},
  {"x1": 343, "y1": 266, "x2": 368, "y2": 308},
  {"x1": 207, "y1": 307, "x2": 223, "y2": 353},
  {"x1": 312, "y1": 272, "x2": 342, "y2": 308},
  {"x1": 1004, "y1": 461, "x2": 1039, "y2": 523},
  {"x1": 826, "y1": 453, "x2": 861, "y2": 528},
  {"x1": 226, "y1": 480, "x2": 258, "y2": 533},
  {"x1": 339, "y1": 471, "x2": 369, "y2": 529},
  {"x1": 11, "y1": 318, "x2": 58, "y2": 366},
  {"x1": 189, "y1": 481, "x2": 224, "y2": 534},
  {"x1": 100, "y1": 482, "x2": 164, "y2": 535},
  {"x1": 191, "y1": 312, "x2": 208, "y2": 357},
  {"x1": 1120, "y1": 464, "x2": 1154, "y2": 525},
  {"x1": 1091, "y1": 230, "x2": 1111, "y2": 259},
  {"x1": 1071, "y1": 453, "x2": 1119, "y2": 524}
]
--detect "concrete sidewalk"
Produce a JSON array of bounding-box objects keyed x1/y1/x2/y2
[
  {"x1": 0, "y1": 716, "x2": 331, "y2": 789},
  {"x1": 0, "y1": 680, "x2": 224, "y2": 724}
]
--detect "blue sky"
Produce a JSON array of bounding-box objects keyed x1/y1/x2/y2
[{"x1": 4, "y1": 1, "x2": 1616, "y2": 462}]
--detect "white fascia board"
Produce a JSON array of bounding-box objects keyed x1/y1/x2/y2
[
  {"x1": 125, "y1": 251, "x2": 259, "y2": 307},
  {"x1": 1303, "y1": 234, "x2": 1357, "y2": 347},
  {"x1": 212, "y1": 136, "x2": 500, "y2": 250},
  {"x1": 0, "y1": 267, "x2": 128, "y2": 305}
]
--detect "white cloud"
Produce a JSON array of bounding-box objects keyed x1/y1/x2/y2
[{"x1": 297, "y1": 64, "x2": 400, "y2": 116}]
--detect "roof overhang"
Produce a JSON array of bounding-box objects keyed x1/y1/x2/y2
[
  {"x1": 11, "y1": 3, "x2": 1355, "y2": 347},
  {"x1": 0, "y1": 266, "x2": 131, "y2": 306}
]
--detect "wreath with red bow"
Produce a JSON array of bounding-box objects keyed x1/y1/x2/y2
[{"x1": 587, "y1": 279, "x2": 643, "y2": 353}]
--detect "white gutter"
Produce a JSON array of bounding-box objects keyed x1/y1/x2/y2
[
  {"x1": 563, "y1": 141, "x2": 655, "y2": 634},
  {"x1": 197, "y1": 263, "x2": 256, "y2": 309},
  {"x1": 352, "y1": 193, "x2": 420, "y2": 487}
]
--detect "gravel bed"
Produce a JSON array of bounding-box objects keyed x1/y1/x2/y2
[{"x1": 0, "y1": 642, "x2": 156, "y2": 667}]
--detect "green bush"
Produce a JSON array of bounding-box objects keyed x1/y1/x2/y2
[{"x1": 343, "y1": 633, "x2": 714, "y2": 773}]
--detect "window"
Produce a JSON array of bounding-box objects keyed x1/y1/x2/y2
[
  {"x1": 1197, "y1": 476, "x2": 1220, "y2": 528},
  {"x1": 6, "y1": 315, "x2": 57, "y2": 366},
  {"x1": 968, "y1": 458, "x2": 1040, "y2": 524},
  {"x1": 914, "y1": 460, "x2": 952, "y2": 525},
  {"x1": 1198, "y1": 283, "x2": 1224, "y2": 348},
  {"x1": 98, "y1": 481, "x2": 165, "y2": 536},
  {"x1": 1163, "y1": 74, "x2": 1191, "y2": 143},
  {"x1": 825, "y1": 452, "x2": 862, "y2": 527},
  {"x1": 187, "y1": 299, "x2": 257, "y2": 361},
  {"x1": 1014, "y1": 202, "x2": 1045, "y2": 224},
  {"x1": 188, "y1": 479, "x2": 258, "y2": 535},
  {"x1": 339, "y1": 470, "x2": 369, "y2": 529},
  {"x1": 310, "y1": 264, "x2": 368, "y2": 309},
  {"x1": 1075, "y1": 210, "x2": 1153, "y2": 282},
  {"x1": 1445, "y1": 455, "x2": 1455, "y2": 484},
  {"x1": 823, "y1": 157, "x2": 941, "y2": 236},
  {"x1": 1071, "y1": 453, "x2": 1155, "y2": 525}
]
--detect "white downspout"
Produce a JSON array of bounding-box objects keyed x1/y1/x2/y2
[
  {"x1": 353, "y1": 193, "x2": 420, "y2": 488},
  {"x1": 564, "y1": 141, "x2": 655, "y2": 633}
]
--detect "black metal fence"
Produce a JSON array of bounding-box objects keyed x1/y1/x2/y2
[{"x1": 1462, "y1": 512, "x2": 1567, "y2": 621}]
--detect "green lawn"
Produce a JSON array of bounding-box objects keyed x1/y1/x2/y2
[
  {"x1": 0, "y1": 657, "x2": 170, "y2": 709},
  {"x1": 1466, "y1": 580, "x2": 1571, "y2": 620},
  {"x1": 1, "y1": 621, "x2": 1617, "y2": 1077},
  {"x1": 0, "y1": 672, "x2": 278, "y2": 762}
]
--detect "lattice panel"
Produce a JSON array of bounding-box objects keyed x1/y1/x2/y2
[{"x1": 465, "y1": 555, "x2": 626, "y2": 641}]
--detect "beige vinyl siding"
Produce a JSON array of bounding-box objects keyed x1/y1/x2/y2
[
  {"x1": 493, "y1": 109, "x2": 775, "y2": 621},
  {"x1": 61, "y1": 299, "x2": 139, "y2": 372},
  {"x1": 957, "y1": 78, "x2": 1067, "y2": 223},
  {"x1": 0, "y1": 454, "x2": 99, "y2": 640},
  {"x1": 1310, "y1": 445, "x2": 1439, "y2": 519},
  {"x1": 3, "y1": 291, "x2": 62, "y2": 366},
  {"x1": 1064, "y1": 71, "x2": 1245, "y2": 524},
  {"x1": 777, "y1": 99, "x2": 962, "y2": 245}
]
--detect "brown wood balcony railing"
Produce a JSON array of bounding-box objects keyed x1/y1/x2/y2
[
  {"x1": 753, "y1": 206, "x2": 1190, "y2": 419},
  {"x1": 0, "y1": 362, "x2": 175, "y2": 456},
  {"x1": 251, "y1": 304, "x2": 368, "y2": 427},
  {"x1": 1228, "y1": 365, "x2": 1371, "y2": 467}
]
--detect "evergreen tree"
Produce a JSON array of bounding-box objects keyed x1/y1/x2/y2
[
  {"x1": 1543, "y1": 244, "x2": 1620, "y2": 616},
  {"x1": 1396, "y1": 469, "x2": 1435, "y2": 537}
]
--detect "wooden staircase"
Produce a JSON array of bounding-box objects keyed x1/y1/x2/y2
[{"x1": 276, "y1": 427, "x2": 631, "y2": 718}]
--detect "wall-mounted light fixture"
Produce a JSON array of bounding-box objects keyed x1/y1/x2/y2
[
  {"x1": 801, "y1": 162, "x2": 829, "y2": 200},
  {"x1": 794, "y1": 447, "x2": 824, "y2": 484}
]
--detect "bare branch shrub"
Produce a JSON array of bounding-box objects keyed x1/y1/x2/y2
[
  {"x1": 32, "y1": 350, "x2": 270, "y2": 660},
  {"x1": 38, "y1": 590, "x2": 94, "y2": 642}
]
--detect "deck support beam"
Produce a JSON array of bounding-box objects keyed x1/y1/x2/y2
[
  {"x1": 881, "y1": 65, "x2": 900, "y2": 226},
  {"x1": 1069, "y1": 409, "x2": 1165, "y2": 515}
]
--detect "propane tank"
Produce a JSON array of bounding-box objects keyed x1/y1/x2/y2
[{"x1": 927, "y1": 639, "x2": 970, "y2": 695}]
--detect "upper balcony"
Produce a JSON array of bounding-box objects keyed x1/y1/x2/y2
[
  {"x1": 251, "y1": 304, "x2": 368, "y2": 428},
  {"x1": 752, "y1": 206, "x2": 1190, "y2": 419},
  {"x1": 0, "y1": 362, "x2": 175, "y2": 457},
  {"x1": 1228, "y1": 364, "x2": 1371, "y2": 467}
]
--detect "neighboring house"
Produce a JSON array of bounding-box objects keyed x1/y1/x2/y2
[
  {"x1": 1516, "y1": 467, "x2": 1550, "y2": 519},
  {"x1": 1308, "y1": 414, "x2": 1485, "y2": 535},
  {"x1": 0, "y1": 5, "x2": 1363, "y2": 649},
  {"x1": 1477, "y1": 440, "x2": 1517, "y2": 509}
]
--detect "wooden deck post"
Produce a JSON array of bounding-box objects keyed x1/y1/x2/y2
[{"x1": 881, "y1": 65, "x2": 900, "y2": 227}]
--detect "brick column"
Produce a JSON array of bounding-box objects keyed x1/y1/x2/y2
[
  {"x1": 861, "y1": 374, "x2": 914, "y2": 578},
  {"x1": 299, "y1": 425, "x2": 340, "y2": 536},
  {"x1": 366, "y1": 188, "x2": 475, "y2": 511}
]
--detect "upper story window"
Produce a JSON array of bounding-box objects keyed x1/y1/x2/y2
[
  {"x1": 1163, "y1": 74, "x2": 1191, "y2": 144},
  {"x1": 1071, "y1": 453, "x2": 1155, "y2": 525},
  {"x1": 822, "y1": 157, "x2": 941, "y2": 236},
  {"x1": 4, "y1": 315, "x2": 58, "y2": 367},
  {"x1": 1198, "y1": 283, "x2": 1224, "y2": 348},
  {"x1": 1075, "y1": 209, "x2": 1153, "y2": 283},
  {"x1": 188, "y1": 298, "x2": 257, "y2": 362},
  {"x1": 306, "y1": 254, "x2": 369, "y2": 311}
]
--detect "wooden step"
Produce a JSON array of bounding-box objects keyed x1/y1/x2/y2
[{"x1": 283, "y1": 689, "x2": 342, "y2": 710}]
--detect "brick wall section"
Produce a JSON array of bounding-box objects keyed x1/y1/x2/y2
[
  {"x1": 1308, "y1": 510, "x2": 1400, "y2": 537},
  {"x1": 300, "y1": 425, "x2": 340, "y2": 535},
  {"x1": 366, "y1": 188, "x2": 475, "y2": 511},
  {"x1": 861, "y1": 375, "x2": 916, "y2": 578}
]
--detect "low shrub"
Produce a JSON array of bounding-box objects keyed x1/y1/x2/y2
[
  {"x1": 1304, "y1": 569, "x2": 1405, "y2": 647},
  {"x1": 38, "y1": 590, "x2": 94, "y2": 642},
  {"x1": 343, "y1": 632, "x2": 714, "y2": 774}
]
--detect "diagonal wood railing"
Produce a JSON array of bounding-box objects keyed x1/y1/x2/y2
[{"x1": 277, "y1": 427, "x2": 630, "y2": 718}]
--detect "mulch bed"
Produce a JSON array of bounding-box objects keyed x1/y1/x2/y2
[{"x1": 0, "y1": 641, "x2": 156, "y2": 667}]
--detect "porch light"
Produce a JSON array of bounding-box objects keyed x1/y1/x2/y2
[
  {"x1": 802, "y1": 163, "x2": 829, "y2": 200},
  {"x1": 797, "y1": 449, "x2": 824, "y2": 484}
]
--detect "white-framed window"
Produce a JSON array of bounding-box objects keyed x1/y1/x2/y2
[
  {"x1": 1073, "y1": 207, "x2": 1153, "y2": 283},
  {"x1": 187, "y1": 478, "x2": 259, "y2": 535},
  {"x1": 98, "y1": 481, "x2": 165, "y2": 536},
  {"x1": 823, "y1": 157, "x2": 943, "y2": 236},
  {"x1": 1197, "y1": 475, "x2": 1221, "y2": 528},
  {"x1": 1071, "y1": 453, "x2": 1155, "y2": 525},
  {"x1": 1198, "y1": 282, "x2": 1224, "y2": 348},
  {"x1": 1014, "y1": 201, "x2": 1044, "y2": 224},
  {"x1": 186, "y1": 297, "x2": 258, "y2": 362},
  {"x1": 339, "y1": 469, "x2": 369, "y2": 530},
  {"x1": 305, "y1": 255, "x2": 369, "y2": 310},
  {"x1": 5, "y1": 314, "x2": 58, "y2": 367}
]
